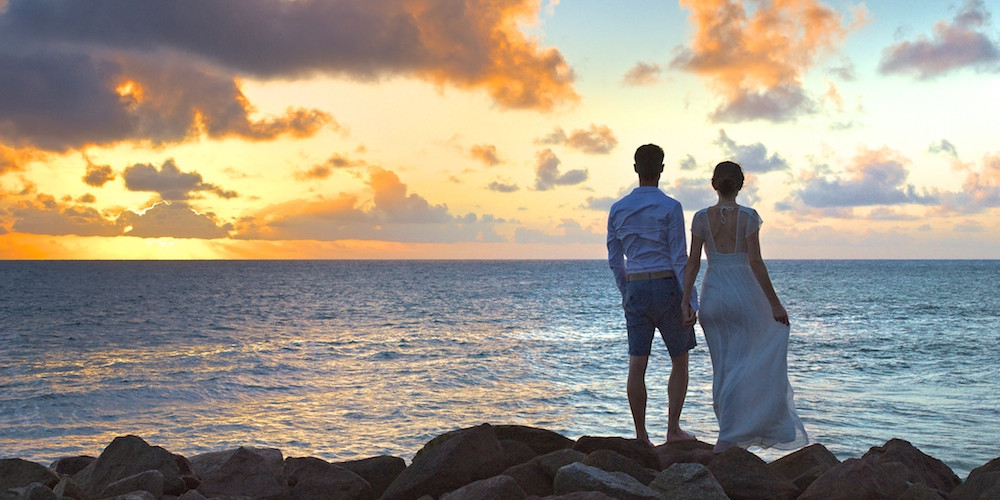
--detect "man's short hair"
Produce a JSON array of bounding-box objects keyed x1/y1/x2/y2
[{"x1": 634, "y1": 144, "x2": 664, "y2": 177}]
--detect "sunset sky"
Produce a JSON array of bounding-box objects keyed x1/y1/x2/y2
[{"x1": 1, "y1": 0, "x2": 998, "y2": 259}]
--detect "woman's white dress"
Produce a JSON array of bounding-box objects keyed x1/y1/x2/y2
[{"x1": 693, "y1": 206, "x2": 808, "y2": 450}]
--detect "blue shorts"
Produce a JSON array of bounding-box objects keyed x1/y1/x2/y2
[{"x1": 623, "y1": 276, "x2": 696, "y2": 357}]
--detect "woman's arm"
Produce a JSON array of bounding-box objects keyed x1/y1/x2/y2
[
  {"x1": 746, "y1": 230, "x2": 789, "y2": 325},
  {"x1": 681, "y1": 234, "x2": 704, "y2": 327}
]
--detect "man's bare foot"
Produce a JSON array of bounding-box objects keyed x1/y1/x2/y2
[
  {"x1": 635, "y1": 433, "x2": 654, "y2": 448},
  {"x1": 666, "y1": 428, "x2": 697, "y2": 443}
]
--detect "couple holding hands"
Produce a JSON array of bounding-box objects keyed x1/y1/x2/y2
[{"x1": 608, "y1": 143, "x2": 807, "y2": 453}]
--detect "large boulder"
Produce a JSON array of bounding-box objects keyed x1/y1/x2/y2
[
  {"x1": 380, "y1": 423, "x2": 507, "y2": 500},
  {"x1": 192, "y1": 447, "x2": 286, "y2": 499},
  {"x1": 862, "y1": 439, "x2": 960, "y2": 494},
  {"x1": 707, "y1": 447, "x2": 800, "y2": 500},
  {"x1": 572, "y1": 437, "x2": 660, "y2": 470},
  {"x1": 553, "y1": 462, "x2": 661, "y2": 499},
  {"x1": 189, "y1": 446, "x2": 284, "y2": 480},
  {"x1": 283, "y1": 456, "x2": 372, "y2": 500},
  {"x1": 581, "y1": 449, "x2": 656, "y2": 485},
  {"x1": 951, "y1": 457, "x2": 1000, "y2": 500},
  {"x1": 0, "y1": 459, "x2": 60, "y2": 490},
  {"x1": 71, "y1": 435, "x2": 187, "y2": 497},
  {"x1": 440, "y1": 474, "x2": 526, "y2": 500},
  {"x1": 97, "y1": 470, "x2": 164, "y2": 499},
  {"x1": 501, "y1": 440, "x2": 541, "y2": 470},
  {"x1": 655, "y1": 439, "x2": 715, "y2": 469},
  {"x1": 768, "y1": 443, "x2": 840, "y2": 490},
  {"x1": 503, "y1": 448, "x2": 587, "y2": 497},
  {"x1": 52, "y1": 477, "x2": 87, "y2": 499},
  {"x1": 4, "y1": 482, "x2": 59, "y2": 500},
  {"x1": 798, "y1": 457, "x2": 909, "y2": 500},
  {"x1": 493, "y1": 425, "x2": 576, "y2": 456},
  {"x1": 335, "y1": 455, "x2": 406, "y2": 499},
  {"x1": 650, "y1": 462, "x2": 728, "y2": 500}
]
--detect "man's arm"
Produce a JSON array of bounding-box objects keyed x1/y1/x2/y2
[
  {"x1": 607, "y1": 212, "x2": 627, "y2": 297},
  {"x1": 667, "y1": 203, "x2": 698, "y2": 310}
]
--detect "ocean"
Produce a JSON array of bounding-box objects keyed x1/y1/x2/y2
[{"x1": 1, "y1": 260, "x2": 997, "y2": 478}]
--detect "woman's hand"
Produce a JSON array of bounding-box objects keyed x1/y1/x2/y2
[{"x1": 772, "y1": 303, "x2": 789, "y2": 326}]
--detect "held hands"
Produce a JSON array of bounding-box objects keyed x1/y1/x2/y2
[
  {"x1": 681, "y1": 302, "x2": 697, "y2": 327},
  {"x1": 772, "y1": 303, "x2": 790, "y2": 326}
]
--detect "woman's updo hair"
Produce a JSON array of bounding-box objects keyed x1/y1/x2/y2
[{"x1": 712, "y1": 161, "x2": 744, "y2": 196}]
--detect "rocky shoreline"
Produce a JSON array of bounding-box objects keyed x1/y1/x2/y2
[{"x1": 2, "y1": 423, "x2": 997, "y2": 499}]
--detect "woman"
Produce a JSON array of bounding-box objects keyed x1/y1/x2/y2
[{"x1": 681, "y1": 161, "x2": 807, "y2": 453}]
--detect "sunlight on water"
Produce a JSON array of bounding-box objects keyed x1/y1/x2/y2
[{"x1": 1, "y1": 260, "x2": 998, "y2": 478}]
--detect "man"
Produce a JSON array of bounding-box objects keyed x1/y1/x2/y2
[{"x1": 607, "y1": 143, "x2": 698, "y2": 446}]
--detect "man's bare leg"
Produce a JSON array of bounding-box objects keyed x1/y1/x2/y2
[
  {"x1": 666, "y1": 352, "x2": 697, "y2": 442},
  {"x1": 627, "y1": 355, "x2": 654, "y2": 447}
]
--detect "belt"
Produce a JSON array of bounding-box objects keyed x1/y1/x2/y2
[{"x1": 627, "y1": 270, "x2": 675, "y2": 282}]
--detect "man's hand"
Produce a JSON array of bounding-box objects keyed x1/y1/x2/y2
[{"x1": 681, "y1": 303, "x2": 697, "y2": 327}]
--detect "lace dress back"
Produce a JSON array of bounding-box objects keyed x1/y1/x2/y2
[{"x1": 692, "y1": 205, "x2": 808, "y2": 450}]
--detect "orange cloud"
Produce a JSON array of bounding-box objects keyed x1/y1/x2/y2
[
  {"x1": 470, "y1": 144, "x2": 502, "y2": 166},
  {"x1": 623, "y1": 62, "x2": 663, "y2": 86},
  {"x1": 672, "y1": 0, "x2": 866, "y2": 122},
  {"x1": 0, "y1": 145, "x2": 48, "y2": 174}
]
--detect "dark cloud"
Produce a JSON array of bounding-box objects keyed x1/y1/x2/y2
[
  {"x1": 708, "y1": 84, "x2": 816, "y2": 123},
  {"x1": 118, "y1": 202, "x2": 232, "y2": 238},
  {"x1": 792, "y1": 148, "x2": 939, "y2": 208},
  {"x1": 667, "y1": 177, "x2": 719, "y2": 211},
  {"x1": 83, "y1": 160, "x2": 115, "y2": 187},
  {"x1": 679, "y1": 155, "x2": 698, "y2": 171},
  {"x1": 488, "y1": 180, "x2": 519, "y2": 193},
  {"x1": 715, "y1": 130, "x2": 789, "y2": 173},
  {"x1": 623, "y1": 62, "x2": 662, "y2": 85},
  {"x1": 1, "y1": 0, "x2": 576, "y2": 114},
  {"x1": 533, "y1": 149, "x2": 588, "y2": 190},
  {"x1": 928, "y1": 139, "x2": 959, "y2": 157},
  {"x1": 879, "y1": 0, "x2": 1000, "y2": 79},
  {"x1": 77, "y1": 193, "x2": 96, "y2": 203},
  {"x1": 123, "y1": 158, "x2": 238, "y2": 200},
  {"x1": 10, "y1": 194, "x2": 120, "y2": 236}
]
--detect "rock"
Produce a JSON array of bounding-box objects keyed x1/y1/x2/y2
[
  {"x1": 707, "y1": 446, "x2": 800, "y2": 500},
  {"x1": 950, "y1": 456, "x2": 1000, "y2": 499},
  {"x1": 898, "y1": 482, "x2": 946, "y2": 499},
  {"x1": 493, "y1": 425, "x2": 576, "y2": 456},
  {"x1": 189, "y1": 446, "x2": 284, "y2": 480},
  {"x1": 861, "y1": 439, "x2": 961, "y2": 494},
  {"x1": 380, "y1": 423, "x2": 507, "y2": 500},
  {"x1": 553, "y1": 462, "x2": 661, "y2": 499},
  {"x1": 501, "y1": 439, "x2": 540, "y2": 469},
  {"x1": 572, "y1": 437, "x2": 660, "y2": 470},
  {"x1": 52, "y1": 477, "x2": 86, "y2": 499},
  {"x1": 177, "y1": 489, "x2": 209, "y2": 500},
  {"x1": 527, "y1": 494, "x2": 616, "y2": 500},
  {"x1": 440, "y1": 474, "x2": 526, "y2": 500},
  {"x1": 655, "y1": 439, "x2": 716, "y2": 469},
  {"x1": 5, "y1": 482, "x2": 58, "y2": 500},
  {"x1": 335, "y1": 455, "x2": 406, "y2": 499},
  {"x1": 503, "y1": 448, "x2": 588, "y2": 497},
  {"x1": 581, "y1": 449, "x2": 656, "y2": 485},
  {"x1": 798, "y1": 457, "x2": 909, "y2": 500},
  {"x1": 768, "y1": 443, "x2": 840, "y2": 490},
  {"x1": 48, "y1": 456, "x2": 96, "y2": 477},
  {"x1": 0, "y1": 460, "x2": 60, "y2": 490},
  {"x1": 98, "y1": 470, "x2": 164, "y2": 499},
  {"x1": 193, "y1": 447, "x2": 286, "y2": 499},
  {"x1": 71, "y1": 435, "x2": 186, "y2": 497},
  {"x1": 101, "y1": 492, "x2": 156, "y2": 500},
  {"x1": 650, "y1": 462, "x2": 728, "y2": 500},
  {"x1": 283, "y1": 456, "x2": 372, "y2": 500}
]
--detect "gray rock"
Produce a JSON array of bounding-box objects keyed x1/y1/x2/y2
[
  {"x1": 8, "y1": 482, "x2": 58, "y2": 500},
  {"x1": 798, "y1": 457, "x2": 908, "y2": 500},
  {"x1": 654, "y1": 440, "x2": 716, "y2": 469},
  {"x1": 189, "y1": 446, "x2": 284, "y2": 480},
  {"x1": 48, "y1": 456, "x2": 96, "y2": 477},
  {"x1": 380, "y1": 423, "x2": 507, "y2": 500},
  {"x1": 534, "y1": 449, "x2": 588, "y2": 478},
  {"x1": 335, "y1": 455, "x2": 405, "y2": 499},
  {"x1": 528, "y1": 494, "x2": 616, "y2": 500},
  {"x1": 98, "y1": 469, "x2": 165, "y2": 499},
  {"x1": 440, "y1": 474, "x2": 527, "y2": 500},
  {"x1": 177, "y1": 489, "x2": 209, "y2": 500},
  {"x1": 0, "y1": 459, "x2": 60, "y2": 490},
  {"x1": 71, "y1": 436, "x2": 186, "y2": 497},
  {"x1": 650, "y1": 462, "x2": 728, "y2": 499},
  {"x1": 582, "y1": 449, "x2": 656, "y2": 485},
  {"x1": 552, "y1": 462, "x2": 662, "y2": 500},
  {"x1": 52, "y1": 477, "x2": 86, "y2": 500},
  {"x1": 503, "y1": 448, "x2": 588, "y2": 497},
  {"x1": 572, "y1": 437, "x2": 660, "y2": 470},
  {"x1": 862, "y1": 439, "x2": 960, "y2": 494},
  {"x1": 768, "y1": 443, "x2": 840, "y2": 491},
  {"x1": 501, "y1": 439, "x2": 540, "y2": 469},
  {"x1": 898, "y1": 482, "x2": 946, "y2": 499},
  {"x1": 194, "y1": 447, "x2": 285, "y2": 499},
  {"x1": 950, "y1": 456, "x2": 1000, "y2": 500},
  {"x1": 283, "y1": 456, "x2": 372, "y2": 500},
  {"x1": 101, "y1": 492, "x2": 157, "y2": 500},
  {"x1": 493, "y1": 425, "x2": 576, "y2": 456},
  {"x1": 707, "y1": 447, "x2": 800, "y2": 500}
]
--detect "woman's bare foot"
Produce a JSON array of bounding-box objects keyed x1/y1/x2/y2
[{"x1": 666, "y1": 428, "x2": 697, "y2": 443}]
